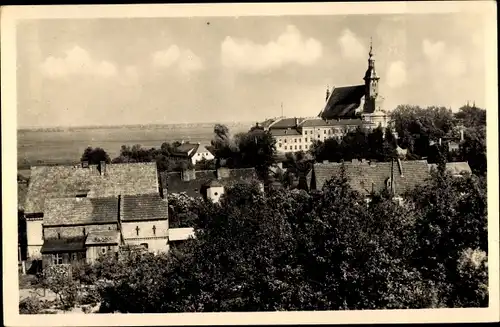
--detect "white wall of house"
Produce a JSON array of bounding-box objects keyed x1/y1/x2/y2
[
  {"x1": 206, "y1": 186, "x2": 225, "y2": 203},
  {"x1": 191, "y1": 149, "x2": 215, "y2": 165},
  {"x1": 121, "y1": 220, "x2": 169, "y2": 253},
  {"x1": 26, "y1": 219, "x2": 43, "y2": 259}
]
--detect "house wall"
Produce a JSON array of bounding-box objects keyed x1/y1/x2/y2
[
  {"x1": 206, "y1": 186, "x2": 225, "y2": 203},
  {"x1": 121, "y1": 220, "x2": 169, "y2": 253},
  {"x1": 44, "y1": 223, "x2": 119, "y2": 239},
  {"x1": 26, "y1": 219, "x2": 43, "y2": 259},
  {"x1": 86, "y1": 245, "x2": 119, "y2": 264},
  {"x1": 275, "y1": 135, "x2": 302, "y2": 153},
  {"x1": 42, "y1": 251, "x2": 86, "y2": 269},
  {"x1": 191, "y1": 151, "x2": 215, "y2": 165}
]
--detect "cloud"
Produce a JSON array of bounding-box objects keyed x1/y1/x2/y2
[
  {"x1": 422, "y1": 39, "x2": 446, "y2": 63},
  {"x1": 152, "y1": 45, "x2": 204, "y2": 74},
  {"x1": 40, "y1": 45, "x2": 117, "y2": 79},
  {"x1": 220, "y1": 25, "x2": 322, "y2": 73},
  {"x1": 386, "y1": 61, "x2": 407, "y2": 88},
  {"x1": 422, "y1": 39, "x2": 466, "y2": 78},
  {"x1": 338, "y1": 29, "x2": 366, "y2": 60}
]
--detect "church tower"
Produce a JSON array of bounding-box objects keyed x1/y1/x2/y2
[
  {"x1": 361, "y1": 38, "x2": 387, "y2": 129},
  {"x1": 363, "y1": 38, "x2": 381, "y2": 114}
]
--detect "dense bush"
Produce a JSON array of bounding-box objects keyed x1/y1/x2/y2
[{"x1": 91, "y1": 166, "x2": 487, "y2": 312}]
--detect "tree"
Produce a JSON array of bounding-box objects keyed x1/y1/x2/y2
[
  {"x1": 237, "y1": 130, "x2": 277, "y2": 180},
  {"x1": 408, "y1": 170, "x2": 487, "y2": 307},
  {"x1": 455, "y1": 104, "x2": 486, "y2": 128},
  {"x1": 81, "y1": 147, "x2": 111, "y2": 165}
]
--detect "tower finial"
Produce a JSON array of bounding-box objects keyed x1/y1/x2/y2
[{"x1": 369, "y1": 37, "x2": 373, "y2": 57}]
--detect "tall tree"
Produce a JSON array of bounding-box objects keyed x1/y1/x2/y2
[{"x1": 80, "y1": 147, "x2": 111, "y2": 165}]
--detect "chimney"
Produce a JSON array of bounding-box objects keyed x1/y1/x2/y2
[
  {"x1": 98, "y1": 161, "x2": 106, "y2": 176},
  {"x1": 181, "y1": 168, "x2": 196, "y2": 182},
  {"x1": 216, "y1": 167, "x2": 230, "y2": 180},
  {"x1": 81, "y1": 161, "x2": 89, "y2": 168}
]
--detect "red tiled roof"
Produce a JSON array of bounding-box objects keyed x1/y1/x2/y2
[
  {"x1": 120, "y1": 194, "x2": 168, "y2": 222},
  {"x1": 320, "y1": 85, "x2": 365, "y2": 119},
  {"x1": 310, "y1": 160, "x2": 430, "y2": 195},
  {"x1": 24, "y1": 162, "x2": 159, "y2": 215},
  {"x1": 43, "y1": 197, "x2": 119, "y2": 226}
]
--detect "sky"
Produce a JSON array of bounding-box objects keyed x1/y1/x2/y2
[{"x1": 16, "y1": 12, "x2": 487, "y2": 128}]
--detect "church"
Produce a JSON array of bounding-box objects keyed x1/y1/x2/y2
[{"x1": 261, "y1": 41, "x2": 390, "y2": 154}]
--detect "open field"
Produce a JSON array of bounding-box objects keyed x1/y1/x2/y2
[{"x1": 17, "y1": 123, "x2": 252, "y2": 170}]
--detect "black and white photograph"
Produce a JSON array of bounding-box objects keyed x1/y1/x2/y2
[{"x1": 2, "y1": 1, "x2": 498, "y2": 325}]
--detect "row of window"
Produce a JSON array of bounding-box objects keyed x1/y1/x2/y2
[{"x1": 279, "y1": 144, "x2": 309, "y2": 151}]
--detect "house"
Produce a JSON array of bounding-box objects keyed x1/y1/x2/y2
[
  {"x1": 168, "y1": 142, "x2": 201, "y2": 164},
  {"x1": 428, "y1": 162, "x2": 472, "y2": 177},
  {"x1": 119, "y1": 194, "x2": 169, "y2": 253},
  {"x1": 39, "y1": 193, "x2": 169, "y2": 268},
  {"x1": 160, "y1": 167, "x2": 261, "y2": 202},
  {"x1": 23, "y1": 161, "x2": 160, "y2": 259},
  {"x1": 190, "y1": 144, "x2": 215, "y2": 165},
  {"x1": 261, "y1": 41, "x2": 389, "y2": 154},
  {"x1": 307, "y1": 159, "x2": 431, "y2": 199}
]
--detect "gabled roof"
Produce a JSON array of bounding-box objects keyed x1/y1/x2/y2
[
  {"x1": 300, "y1": 118, "x2": 363, "y2": 128},
  {"x1": 161, "y1": 168, "x2": 259, "y2": 198},
  {"x1": 171, "y1": 143, "x2": 200, "y2": 157},
  {"x1": 24, "y1": 162, "x2": 159, "y2": 215},
  {"x1": 309, "y1": 160, "x2": 430, "y2": 196},
  {"x1": 41, "y1": 236, "x2": 87, "y2": 253},
  {"x1": 43, "y1": 197, "x2": 119, "y2": 226},
  {"x1": 320, "y1": 85, "x2": 365, "y2": 119},
  {"x1": 120, "y1": 194, "x2": 168, "y2": 222}
]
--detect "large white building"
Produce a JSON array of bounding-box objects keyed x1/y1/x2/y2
[{"x1": 262, "y1": 42, "x2": 389, "y2": 154}]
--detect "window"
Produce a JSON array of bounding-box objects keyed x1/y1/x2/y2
[
  {"x1": 107, "y1": 246, "x2": 111, "y2": 251},
  {"x1": 294, "y1": 145, "x2": 297, "y2": 150},
  {"x1": 278, "y1": 143, "x2": 282, "y2": 148},
  {"x1": 305, "y1": 145, "x2": 308, "y2": 149},
  {"x1": 328, "y1": 129, "x2": 331, "y2": 134},
  {"x1": 305, "y1": 137, "x2": 308, "y2": 142},
  {"x1": 299, "y1": 145, "x2": 302, "y2": 149},
  {"x1": 57, "y1": 232, "x2": 61, "y2": 239},
  {"x1": 53, "y1": 254, "x2": 63, "y2": 265},
  {"x1": 318, "y1": 135, "x2": 320, "y2": 138},
  {"x1": 299, "y1": 139, "x2": 301, "y2": 143},
  {"x1": 83, "y1": 228, "x2": 86, "y2": 235},
  {"x1": 71, "y1": 253, "x2": 77, "y2": 261},
  {"x1": 152, "y1": 225, "x2": 156, "y2": 236},
  {"x1": 284, "y1": 146, "x2": 287, "y2": 150},
  {"x1": 101, "y1": 247, "x2": 106, "y2": 254},
  {"x1": 284, "y1": 139, "x2": 287, "y2": 143},
  {"x1": 135, "y1": 226, "x2": 140, "y2": 236},
  {"x1": 294, "y1": 139, "x2": 297, "y2": 143},
  {"x1": 324, "y1": 130, "x2": 326, "y2": 134}
]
